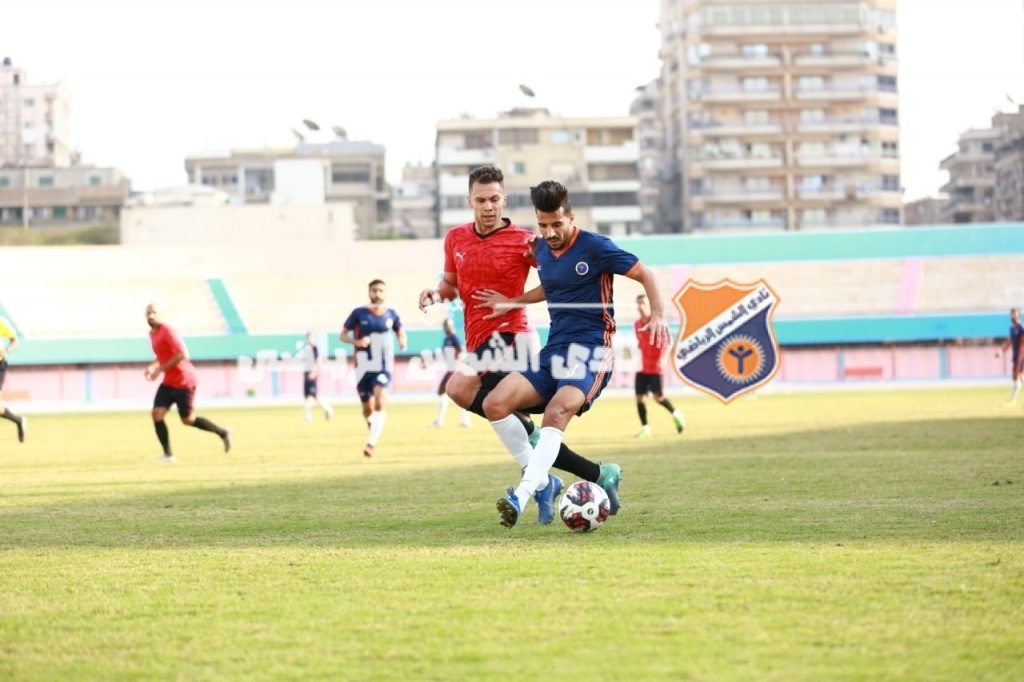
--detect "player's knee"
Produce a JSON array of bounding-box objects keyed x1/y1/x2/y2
[
  {"x1": 481, "y1": 390, "x2": 512, "y2": 421},
  {"x1": 445, "y1": 374, "x2": 476, "y2": 409}
]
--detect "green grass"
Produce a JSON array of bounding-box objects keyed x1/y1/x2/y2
[{"x1": 1, "y1": 388, "x2": 1022, "y2": 681}]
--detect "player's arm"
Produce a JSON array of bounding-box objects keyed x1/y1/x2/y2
[
  {"x1": 472, "y1": 284, "x2": 547, "y2": 320},
  {"x1": 0, "y1": 329, "x2": 17, "y2": 360},
  {"x1": 419, "y1": 273, "x2": 459, "y2": 311},
  {"x1": 627, "y1": 263, "x2": 671, "y2": 349},
  {"x1": 340, "y1": 326, "x2": 368, "y2": 348},
  {"x1": 311, "y1": 345, "x2": 321, "y2": 379}
]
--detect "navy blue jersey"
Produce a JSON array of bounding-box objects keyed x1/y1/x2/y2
[
  {"x1": 343, "y1": 306, "x2": 403, "y2": 370},
  {"x1": 1011, "y1": 322, "x2": 1024, "y2": 357},
  {"x1": 442, "y1": 331, "x2": 463, "y2": 353},
  {"x1": 535, "y1": 229, "x2": 639, "y2": 347}
]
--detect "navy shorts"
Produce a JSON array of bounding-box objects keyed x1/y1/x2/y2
[
  {"x1": 303, "y1": 373, "x2": 318, "y2": 398},
  {"x1": 520, "y1": 343, "x2": 614, "y2": 417},
  {"x1": 356, "y1": 371, "x2": 391, "y2": 403}
]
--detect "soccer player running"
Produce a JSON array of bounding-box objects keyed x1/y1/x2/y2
[
  {"x1": 145, "y1": 303, "x2": 231, "y2": 461},
  {"x1": 430, "y1": 318, "x2": 472, "y2": 428},
  {"x1": 341, "y1": 279, "x2": 407, "y2": 458},
  {"x1": 417, "y1": 165, "x2": 623, "y2": 524},
  {"x1": 480, "y1": 180, "x2": 671, "y2": 529},
  {"x1": 299, "y1": 330, "x2": 334, "y2": 423},
  {"x1": 0, "y1": 316, "x2": 27, "y2": 443},
  {"x1": 995, "y1": 307, "x2": 1024, "y2": 406},
  {"x1": 633, "y1": 293, "x2": 686, "y2": 438}
]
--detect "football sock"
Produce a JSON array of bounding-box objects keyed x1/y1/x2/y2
[
  {"x1": 515, "y1": 427, "x2": 563, "y2": 502},
  {"x1": 637, "y1": 403, "x2": 648, "y2": 426},
  {"x1": 460, "y1": 409, "x2": 472, "y2": 427},
  {"x1": 1010, "y1": 378, "x2": 1022, "y2": 402},
  {"x1": 490, "y1": 414, "x2": 532, "y2": 468},
  {"x1": 435, "y1": 395, "x2": 449, "y2": 425},
  {"x1": 154, "y1": 420, "x2": 171, "y2": 455},
  {"x1": 1, "y1": 407, "x2": 20, "y2": 424},
  {"x1": 192, "y1": 416, "x2": 227, "y2": 438},
  {"x1": 552, "y1": 444, "x2": 601, "y2": 482},
  {"x1": 658, "y1": 398, "x2": 677, "y2": 413},
  {"x1": 368, "y1": 410, "x2": 387, "y2": 446}
]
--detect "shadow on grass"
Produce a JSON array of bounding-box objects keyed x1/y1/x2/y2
[{"x1": 2, "y1": 417, "x2": 1022, "y2": 550}]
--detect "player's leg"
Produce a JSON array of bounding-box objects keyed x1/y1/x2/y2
[
  {"x1": 651, "y1": 375, "x2": 685, "y2": 433},
  {"x1": 363, "y1": 373, "x2": 390, "y2": 457},
  {"x1": 635, "y1": 373, "x2": 651, "y2": 438},
  {"x1": 432, "y1": 372, "x2": 452, "y2": 427},
  {"x1": 303, "y1": 375, "x2": 315, "y2": 422},
  {"x1": 311, "y1": 378, "x2": 332, "y2": 420},
  {"x1": 1010, "y1": 359, "x2": 1023, "y2": 403},
  {"x1": 0, "y1": 363, "x2": 26, "y2": 443},
  {"x1": 179, "y1": 387, "x2": 231, "y2": 452},
  {"x1": 151, "y1": 385, "x2": 174, "y2": 459}
]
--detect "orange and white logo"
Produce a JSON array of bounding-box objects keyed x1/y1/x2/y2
[{"x1": 671, "y1": 279, "x2": 782, "y2": 404}]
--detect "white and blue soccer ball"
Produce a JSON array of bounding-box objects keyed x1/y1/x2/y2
[{"x1": 559, "y1": 480, "x2": 611, "y2": 532}]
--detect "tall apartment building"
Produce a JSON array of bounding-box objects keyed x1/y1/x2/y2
[
  {"x1": 436, "y1": 108, "x2": 640, "y2": 235},
  {"x1": 184, "y1": 138, "x2": 390, "y2": 238},
  {"x1": 0, "y1": 58, "x2": 130, "y2": 230},
  {"x1": 0, "y1": 57, "x2": 73, "y2": 168},
  {"x1": 657, "y1": 0, "x2": 902, "y2": 232},
  {"x1": 631, "y1": 81, "x2": 675, "y2": 234},
  {"x1": 939, "y1": 105, "x2": 1024, "y2": 223}
]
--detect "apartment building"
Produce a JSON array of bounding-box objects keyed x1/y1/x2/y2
[
  {"x1": 0, "y1": 165, "x2": 130, "y2": 227},
  {"x1": 184, "y1": 138, "x2": 390, "y2": 238},
  {"x1": 436, "y1": 108, "x2": 640, "y2": 236},
  {"x1": 938, "y1": 128, "x2": 998, "y2": 224},
  {"x1": 938, "y1": 106, "x2": 1024, "y2": 224},
  {"x1": 0, "y1": 57, "x2": 73, "y2": 168},
  {"x1": 657, "y1": 0, "x2": 902, "y2": 232},
  {"x1": 390, "y1": 161, "x2": 438, "y2": 238}
]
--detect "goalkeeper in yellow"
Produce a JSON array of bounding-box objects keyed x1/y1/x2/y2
[{"x1": 0, "y1": 316, "x2": 26, "y2": 443}]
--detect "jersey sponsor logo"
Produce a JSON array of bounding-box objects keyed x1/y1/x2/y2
[{"x1": 671, "y1": 279, "x2": 781, "y2": 404}]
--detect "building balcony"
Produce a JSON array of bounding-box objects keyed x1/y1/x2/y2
[
  {"x1": 794, "y1": 116, "x2": 894, "y2": 134},
  {"x1": 794, "y1": 84, "x2": 895, "y2": 102},
  {"x1": 696, "y1": 218, "x2": 786, "y2": 230},
  {"x1": 696, "y1": 54, "x2": 782, "y2": 70},
  {"x1": 436, "y1": 147, "x2": 493, "y2": 166},
  {"x1": 583, "y1": 141, "x2": 639, "y2": 163},
  {"x1": 939, "y1": 151, "x2": 996, "y2": 169},
  {"x1": 702, "y1": 22, "x2": 868, "y2": 38},
  {"x1": 696, "y1": 86, "x2": 783, "y2": 103},
  {"x1": 687, "y1": 120, "x2": 783, "y2": 138},
  {"x1": 793, "y1": 52, "x2": 896, "y2": 70},
  {"x1": 591, "y1": 206, "x2": 641, "y2": 223},
  {"x1": 700, "y1": 188, "x2": 785, "y2": 204},
  {"x1": 0, "y1": 184, "x2": 130, "y2": 208},
  {"x1": 795, "y1": 152, "x2": 882, "y2": 168},
  {"x1": 586, "y1": 179, "x2": 641, "y2": 193},
  {"x1": 693, "y1": 154, "x2": 784, "y2": 171},
  {"x1": 939, "y1": 175, "x2": 995, "y2": 194}
]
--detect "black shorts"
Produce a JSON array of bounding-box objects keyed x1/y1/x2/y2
[
  {"x1": 154, "y1": 383, "x2": 196, "y2": 419},
  {"x1": 469, "y1": 332, "x2": 533, "y2": 392},
  {"x1": 635, "y1": 372, "x2": 664, "y2": 397},
  {"x1": 303, "y1": 373, "x2": 318, "y2": 398},
  {"x1": 0, "y1": 359, "x2": 7, "y2": 391}
]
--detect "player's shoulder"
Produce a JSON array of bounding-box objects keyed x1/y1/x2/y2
[{"x1": 445, "y1": 222, "x2": 475, "y2": 240}]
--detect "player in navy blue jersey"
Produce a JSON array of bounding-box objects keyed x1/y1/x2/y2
[
  {"x1": 478, "y1": 180, "x2": 671, "y2": 528},
  {"x1": 996, "y1": 307, "x2": 1024, "y2": 406},
  {"x1": 430, "y1": 318, "x2": 472, "y2": 428},
  {"x1": 341, "y1": 279, "x2": 407, "y2": 458}
]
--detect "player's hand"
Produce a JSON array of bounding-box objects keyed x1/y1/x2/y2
[
  {"x1": 639, "y1": 314, "x2": 672, "y2": 349},
  {"x1": 472, "y1": 289, "x2": 513, "y2": 320},
  {"x1": 523, "y1": 235, "x2": 538, "y2": 260},
  {"x1": 144, "y1": 363, "x2": 159, "y2": 381},
  {"x1": 418, "y1": 288, "x2": 441, "y2": 312},
  {"x1": 356, "y1": 337, "x2": 371, "y2": 349},
  {"x1": 0, "y1": 347, "x2": 6, "y2": 362}
]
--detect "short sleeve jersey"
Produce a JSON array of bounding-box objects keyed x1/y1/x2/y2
[
  {"x1": 149, "y1": 323, "x2": 197, "y2": 389},
  {"x1": 634, "y1": 318, "x2": 665, "y2": 375},
  {"x1": 444, "y1": 221, "x2": 535, "y2": 350},
  {"x1": 0, "y1": 317, "x2": 14, "y2": 343},
  {"x1": 300, "y1": 343, "x2": 319, "y2": 373},
  {"x1": 1010, "y1": 322, "x2": 1024, "y2": 358},
  {"x1": 343, "y1": 306, "x2": 403, "y2": 371},
  {"x1": 535, "y1": 229, "x2": 640, "y2": 348}
]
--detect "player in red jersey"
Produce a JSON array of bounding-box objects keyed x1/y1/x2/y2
[
  {"x1": 145, "y1": 303, "x2": 231, "y2": 461},
  {"x1": 418, "y1": 165, "x2": 623, "y2": 521},
  {"x1": 633, "y1": 294, "x2": 685, "y2": 438}
]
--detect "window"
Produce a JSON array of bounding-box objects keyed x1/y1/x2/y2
[
  {"x1": 510, "y1": 162, "x2": 525, "y2": 175},
  {"x1": 745, "y1": 176, "x2": 770, "y2": 191},
  {"x1": 881, "y1": 174, "x2": 900, "y2": 191},
  {"x1": 798, "y1": 75, "x2": 824, "y2": 91},
  {"x1": 809, "y1": 43, "x2": 824, "y2": 56},
  {"x1": 464, "y1": 131, "x2": 490, "y2": 150},
  {"x1": 741, "y1": 43, "x2": 768, "y2": 58},
  {"x1": 0, "y1": 176, "x2": 8, "y2": 187},
  {"x1": 879, "y1": 108, "x2": 898, "y2": 124},
  {"x1": 24, "y1": 121, "x2": 34, "y2": 130},
  {"x1": 550, "y1": 130, "x2": 570, "y2": 144},
  {"x1": 800, "y1": 108, "x2": 825, "y2": 123},
  {"x1": 742, "y1": 76, "x2": 769, "y2": 91},
  {"x1": 881, "y1": 208, "x2": 900, "y2": 223},
  {"x1": 38, "y1": 176, "x2": 54, "y2": 187},
  {"x1": 89, "y1": 175, "x2": 102, "y2": 186},
  {"x1": 52, "y1": 206, "x2": 67, "y2": 219},
  {"x1": 331, "y1": 168, "x2": 371, "y2": 183},
  {"x1": 877, "y1": 75, "x2": 897, "y2": 92},
  {"x1": 744, "y1": 109, "x2": 771, "y2": 124},
  {"x1": 881, "y1": 141, "x2": 898, "y2": 158},
  {"x1": 23, "y1": 98, "x2": 34, "y2": 107},
  {"x1": 498, "y1": 128, "x2": 539, "y2": 145},
  {"x1": 802, "y1": 209, "x2": 827, "y2": 224}
]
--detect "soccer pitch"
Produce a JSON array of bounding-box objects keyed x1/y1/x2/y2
[{"x1": 1, "y1": 387, "x2": 1021, "y2": 681}]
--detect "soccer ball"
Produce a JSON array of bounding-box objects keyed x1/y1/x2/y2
[{"x1": 559, "y1": 480, "x2": 611, "y2": 532}]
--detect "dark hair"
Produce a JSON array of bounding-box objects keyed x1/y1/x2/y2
[
  {"x1": 369, "y1": 279, "x2": 385, "y2": 288},
  {"x1": 530, "y1": 180, "x2": 572, "y2": 213},
  {"x1": 468, "y1": 165, "x2": 504, "y2": 190}
]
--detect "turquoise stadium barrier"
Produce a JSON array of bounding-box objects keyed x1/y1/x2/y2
[{"x1": 6, "y1": 223, "x2": 1023, "y2": 366}]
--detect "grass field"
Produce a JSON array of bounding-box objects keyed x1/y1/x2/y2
[{"x1": 1, "y1": 387, "x2": 1022, "y2": 681}]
